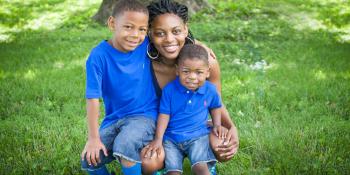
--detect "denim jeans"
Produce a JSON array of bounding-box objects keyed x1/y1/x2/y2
[
  {"x1": 81, "y1": 116, "x2": 155, "y2": 171},
  {"x1": 163, "y1": 134, "x2": 217, "y2": 174}
]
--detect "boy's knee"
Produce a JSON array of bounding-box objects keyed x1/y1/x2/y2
[
  {"x1": 140, "y1": 146, "x2": 165, "y2": 174},
  {"x1": 192, "y1": 163, "x2": 210, "y2": 175},
  {"x1": 120, "y1": 158, "x2": 136, "y2": 167}
]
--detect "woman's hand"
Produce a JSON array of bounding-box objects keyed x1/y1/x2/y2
[
  {"x1": 216, "y1": 126, "x2": 239, "y2": 160},
  {"x1": 81, "y1": 138, "x2": 108, "y2": 166}
]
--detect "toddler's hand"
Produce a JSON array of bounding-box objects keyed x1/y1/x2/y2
[
  {"x1": 143, "y1": 140, "x2": 163, "y2": 158},
  {"x1": 212, "y1": 125, "x2": 226, "y2": 140}
]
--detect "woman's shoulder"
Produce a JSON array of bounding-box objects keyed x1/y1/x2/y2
[{"x1": 208, "y1": 54, "x2": 219, "y2": 66}]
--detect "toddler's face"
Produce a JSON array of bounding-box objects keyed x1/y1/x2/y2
[
  {"x1": 108, "y1": 11, "x2": 148, "y2": 52},
  {"x1": 177, "y1": 58, "x2": 209, "y2": 91}
]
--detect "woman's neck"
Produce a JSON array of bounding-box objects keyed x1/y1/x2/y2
[{"x1": 159, "y1": 57, "x2": 176, "y2": 67}]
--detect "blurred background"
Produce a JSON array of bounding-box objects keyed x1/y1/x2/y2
[{"x1": 0, "y1": 0, "x2": 349, "y2": 174}]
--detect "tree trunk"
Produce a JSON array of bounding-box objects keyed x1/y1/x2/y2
[{"x1": 92, "y1": 0, "x2": 212, "y2": 24}]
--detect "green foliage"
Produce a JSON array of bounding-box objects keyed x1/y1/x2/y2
[{"x1": 1, "y1": 0, "x2": 349, "y2": 174}]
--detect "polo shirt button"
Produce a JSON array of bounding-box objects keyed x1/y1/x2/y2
[
  {"x1": 187, "y1": 91, "x2": 189, "y2": 93},
  {"x1": 188, "y1": 100, "x2": 192, "y2": 103}
]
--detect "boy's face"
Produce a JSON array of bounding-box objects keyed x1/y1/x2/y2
[
  {"x1": 108, "y1": 11, "x2": 148, "y2": 52},
  {"x1": 177, "y1": 58, "x2": 209, "y2": 91}
]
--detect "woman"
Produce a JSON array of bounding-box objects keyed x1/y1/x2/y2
[{"x1": 142, "y1": 0, "x2": 239, "y2": 172}]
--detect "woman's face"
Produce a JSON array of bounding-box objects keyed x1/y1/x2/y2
[{"x1": 150, "y1": 13, "x2": 188, "y2": 60}]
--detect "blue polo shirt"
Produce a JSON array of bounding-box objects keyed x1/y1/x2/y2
[
  {"x1": 160, "y1": 77, "x2": 222, "y2": 143},
  {"x1": 85, "y1": 37, "x2": 158, "y2": 129}
]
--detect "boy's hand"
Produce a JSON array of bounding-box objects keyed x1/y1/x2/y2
[
  {"x1": 212, "y1": 125, "x2": 226, "y2": 140},
  {"x1": 143, "y1": 139, "x2": 163, "y2": 158},
  {"x1": 81, "y1": 138, "x2": 108, "y2": 166}
]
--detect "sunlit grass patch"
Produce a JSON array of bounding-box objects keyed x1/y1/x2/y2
[{"x1": 0, "y1": 0, "x2": 100, "y2": 42}]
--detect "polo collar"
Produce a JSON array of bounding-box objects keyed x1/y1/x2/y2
[{"x1": 174, "y1": 77, "x2": 206, "y2": 95}]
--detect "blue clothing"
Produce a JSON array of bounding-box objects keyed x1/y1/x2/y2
[
  {"x1": 163, "y1": 135, "x2": 216, "y2": 173},
  {"x1": 81, "y1": 116, "x2": 156, "y2": 170},
  {"x1": 85, "y1": 38, "x2": 158, "y2": 129},
  {"x1": 159, "y1": 77, "x2": 222, "y2": 143},
  {"x1": 121, "y1": 162, "x2": 141, "y2": 175}
]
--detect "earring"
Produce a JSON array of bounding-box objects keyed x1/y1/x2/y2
[
  {"x1": 147, "y1": 43, "x2": 159, "y2": 60},
  {"x1": 186, "y1": 36, "x2": 195, "y2": 44}
]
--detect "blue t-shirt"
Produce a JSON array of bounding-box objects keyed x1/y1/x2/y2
[
  {"x1": 85, "y1": 38, "x2": 158, "y2": 129},
  {"x1": 159, "y1": 77, "x2": 222, "y2": 143}
]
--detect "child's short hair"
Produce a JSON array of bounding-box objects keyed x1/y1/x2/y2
[
  {"x1": 178, "y1": 44, "x2": 209, "y2": 66},
  {"x1": 112, "y1": 0, "x2": 148, "y2": 17}
]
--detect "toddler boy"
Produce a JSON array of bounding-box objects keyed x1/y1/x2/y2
[{"x1": 145, "y1": 44, "x2": 224, "y2": 175}]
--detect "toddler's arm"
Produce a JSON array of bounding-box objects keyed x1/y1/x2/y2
[
  {"x1": 81, "y1": 99, "x2": 108, "y2": 166},
  {"x1": 143, "y1": 114, "x2": 169, "y2": 157},
  {"x1": 210, "y1": 108, "x2": 224, "y2": 139}
]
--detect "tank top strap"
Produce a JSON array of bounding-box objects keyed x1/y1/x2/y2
[{"x1": 150, "y1": 61, "x2": 162, "y2": 98}]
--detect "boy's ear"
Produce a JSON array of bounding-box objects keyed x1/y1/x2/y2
[{"x1": 107, "y1": 16, "x2": 116, "y2": 31}]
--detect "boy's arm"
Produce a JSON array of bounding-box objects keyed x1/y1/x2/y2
[
  {"x1": 81, "y1": 99, "x2": 107, "y2": 166},
  {"x1": 144, "y1": 113, "x2": 169, "y2": 157}
]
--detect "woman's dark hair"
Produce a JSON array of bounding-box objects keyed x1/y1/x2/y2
[
  {"x1": 148, "y1": 0, "x2": 188, "y2": 25},
  {"x1": 147, "y1": 0, "x2": 195, "y2": 60}
]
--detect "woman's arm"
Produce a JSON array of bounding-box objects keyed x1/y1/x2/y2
[
  {"x1": 208, "y1": 56, "x2": 239, "y2": 161},
  {"x1": 195, "y1": 39, "x2": 217, "y2": 60}
]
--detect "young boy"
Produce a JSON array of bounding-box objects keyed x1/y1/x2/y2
[
  {"x1": 145, "y1": 44, "x2": 224, "y2": 175},
  {"x1": 80, "y1": 0, "x2": 159, "y2": 175}
]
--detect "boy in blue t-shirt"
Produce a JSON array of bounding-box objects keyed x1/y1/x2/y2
[
  {"x1": 80, "y1": 0, "x2": 159, "y2": 175},
  {"x1": 145, "y1": 44, "x2": 225, "y2": 175}
]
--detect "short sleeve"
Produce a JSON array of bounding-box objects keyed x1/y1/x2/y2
[
  {"x1": 85, "y1": 51, "x2": 103, "y2": 99},
  {"x1": 209, "y1": 86, "x2": 222, "y2": 109}
]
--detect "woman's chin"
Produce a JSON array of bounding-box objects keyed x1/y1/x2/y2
[{"x1": 161, "y1": 52, "x2": 179, "y2": 60}]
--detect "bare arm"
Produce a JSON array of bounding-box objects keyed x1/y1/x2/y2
[
  {"x1": 210, "y1": 108, "x2": 223, "y2": 138},
  {"x1": 208, "y1": 55, "x2": 239, "y2": 159},
  {"x1": 195, "y1": 39, "x2": 217, "y2": 60},
  {"x1": 87, "y1": 99, "x2": 100, "y2": 139},
  {"x1": 81, "y1": 99, "x2": 107, "y2": 166},
  {"x1": 144, "y1": 114, "x2": 170, "y2": 157},
  {"x1": 154, "y1": 114, "x2": 170, "y2": 142}
]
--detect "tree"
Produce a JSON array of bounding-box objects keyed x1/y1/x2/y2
[{"x1": 92, "y1": 0, "x2": 212, "y2": 24}]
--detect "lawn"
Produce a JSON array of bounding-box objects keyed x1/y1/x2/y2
[{"x1": 0, "y1": 0, "x2": 349, "y2": 174}]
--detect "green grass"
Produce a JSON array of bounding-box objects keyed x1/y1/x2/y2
[{"x1": 1, "y1": 0, "x2": 349, "y2": 174}]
